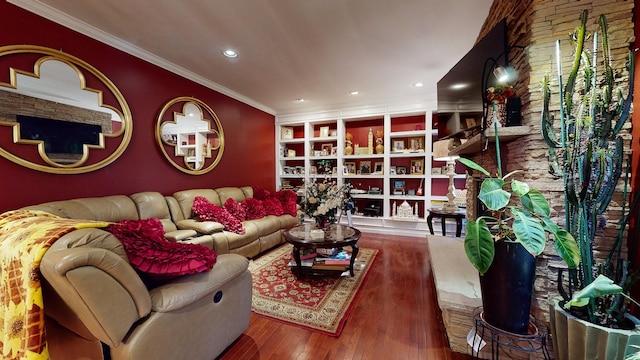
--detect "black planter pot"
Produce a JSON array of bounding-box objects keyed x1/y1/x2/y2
[{"x1": 479, "y1": 241, "x2": 536, "y2": 334}]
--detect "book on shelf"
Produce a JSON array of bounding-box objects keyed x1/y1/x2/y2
[
  {"x1": 311, "y1": 263, "x2": 348, "y2": 271},
  {"x1": 288, "y1": 258, "x2": 315, "y2": 267}
]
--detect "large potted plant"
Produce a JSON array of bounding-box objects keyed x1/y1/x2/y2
[
  {"x1": 458, "y1": 153, "x2": 580, "y2": 334},
  {"x1": 541, "y1": 10, "x2": 640, "y2": 359}
]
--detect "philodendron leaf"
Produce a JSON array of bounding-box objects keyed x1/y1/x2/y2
[
  {"x1": 542, "y1": 217, "x2": 580, "y2": 268},
  {"x1": 478, "y1": 178, "x2": 510, "y2": 210},
  {"x1": 457, "y1": 158, "x2": 490, "y2": 176},
  {"x1": 464, "y1": 217, "x2": 495, "y2": 275},
  {"x1": 564, "y1": 274, "x2": 623, "y2": 309},
  {"x1": 511, "y1": 208, "x2": 546, "y2": 256},
  {"x1": 511, "y1": 179, "x2": 530, "y2": 197},
  {"x1": 521, "y1": 189, "x2": 551, "y2": 217}
]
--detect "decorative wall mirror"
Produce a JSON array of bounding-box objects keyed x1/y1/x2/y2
[
  {"x1": 155, "y1": 97, "x2": 224, "y2": 175},
  {"x1": 0, "y1": 45, "x2": 132, "y2": 174}
]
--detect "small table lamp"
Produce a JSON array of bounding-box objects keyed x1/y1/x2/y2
[{"x1": 433, "y1": 139, "x2": 460, "y2": 212}]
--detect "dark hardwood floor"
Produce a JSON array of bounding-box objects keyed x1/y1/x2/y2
[{"x1": 218, "y1": 232, "x2": 472, "y2": 360}]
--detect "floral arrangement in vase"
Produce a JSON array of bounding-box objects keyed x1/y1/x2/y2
[
  {"x1": 485, "y1": 84, "x2": 515, "y2": 103},
  {"x1": 303, "y1": 180, "x2": 351, "y2": 228}
]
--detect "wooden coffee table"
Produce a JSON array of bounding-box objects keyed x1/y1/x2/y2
[{"x1": 284, "y1": 224, "x2": 361, "y2": 279}]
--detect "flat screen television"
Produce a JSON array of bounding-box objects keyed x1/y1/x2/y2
[
  {"x1": 17, "y1": 115, "x2": 101, "y2": 155},
  {"x1": 436, "y1": 18, "x2": 508, "y2": 114}
]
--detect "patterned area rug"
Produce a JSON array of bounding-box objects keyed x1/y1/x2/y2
[{"x1": 248, "y1": 243, "x2": 378, "y2": 336}]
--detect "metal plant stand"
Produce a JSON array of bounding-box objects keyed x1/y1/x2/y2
[{"x1": 471, "y1": 307, "x2": 550, "y2": 359}]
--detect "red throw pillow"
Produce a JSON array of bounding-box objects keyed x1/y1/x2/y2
[
  {"x1": 107, "y1": 218, "x2": 217, "y2": 286},
  {"x1": 274, "y1": 190, "x2": 298, "y2": 217},
  {"x1": 241, "y1": 197, "x2": 266, "y2": 220},
  {"x1": 252, "y1": 186, "x2": 271, "y2": 200},
  {"x1": 224, "y1": 197, "x2": 246, "y2": 222},
  {"x1": 262, "y1": 197, "x2": 284, "y2": 216},
  {"x1": 192, "y1": 196, "x2": 245, "y2": 234}
]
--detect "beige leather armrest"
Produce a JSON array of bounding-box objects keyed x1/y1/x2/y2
[
  {"x1": 41, "y1": 247, "x2": 152, "y2": 347},
  {"x1": 165, "y1": 229, "x2": 198, "y2": 241},
  {"x1": 176, "y1": 219, "x2": 224, "y2": 234}
]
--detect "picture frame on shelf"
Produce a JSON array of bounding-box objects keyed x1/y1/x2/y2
[
  {"x1": 330, "y1": 147, "x2": 337, "y2": 156},
  {"x1": 393, "y1": 140, "x2": 405, "y2": 151},
  {"x1": 321, "y1": 143, "x2": 332, "y2": 155},
  {"x1": 360, "y1": 161, "x2": 371, "y2": 174},
  {"x1": 281, "y1": 126, "x2": 294, "y2": 140},
  {"x1": 410, "y1": 159, "x2": 424, "y2": 174},
  {"x1": 431, "y1": 167, "x2": 442, "y2": 175},
  {"x1": 465, "y1": 117, "x2": 477, "y2": 128},
  {"x1": 332, "y1": 167, "x2": 338, "y2": 175},
  {"x1": 309, "y1": 165, "x2": 317, "y2": 175},
  {"x1": 396, "y1": 166, "x2": 407, "y2": 175},
  {"x1": 408, "y1": 137, "x2": 424, "y2": 151},
  {"x1": 344, "y1": 161, "x2": 356, "y2": 175},
  {"x1": 373, "y1": 162, "x2": 384, "y2": 174},
  {"x1": 394, "y1": 180, "x2": 406, "y2": 195},
  {"x1": 287, "y1": 149, "x2": 296, "y2": 157},
  {"x1": 329, "y1": 129, "x2": 338, "y2": 137},
  {"x1": 389, "y1": 166, "x2": 397, "y2": 175},
  {"x1": 319, "y1": 126, "x2": 330, "y2": 137}
]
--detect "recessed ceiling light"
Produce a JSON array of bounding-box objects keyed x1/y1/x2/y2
[
  {"x1": 295, "y1": 98, "x2": 305, "y2": 102},
  {"x1": 223, "y1": 49, "x2": 238, "y2": 58},
  {"x1": 349, "y1": 91, "x2": 359, "y2": 95},
  {"x1": 413, "y1": 82, "x2": 424, "y2": 87}
]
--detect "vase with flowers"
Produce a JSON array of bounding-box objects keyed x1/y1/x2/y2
[
  {"x1": 303, "y1": 180, "x2": 351, "y2": 228},
  {"x1": 485, "y1": 84, "x2": 515, "y2": 128}
]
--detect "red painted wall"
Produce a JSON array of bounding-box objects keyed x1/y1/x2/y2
[
  {"x1": 0, "y1": 2, "x2": 276, "y2": 212},
  {"x1": 630, "y1": 0, "x2": 640, "y2": 316}
]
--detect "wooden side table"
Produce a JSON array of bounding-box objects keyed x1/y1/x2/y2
[{"x1": 427, "y1": 207, "x2": 466, "y2": 237}]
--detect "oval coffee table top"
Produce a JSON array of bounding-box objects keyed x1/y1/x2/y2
[{"x1": 285, "y1": 223, "x2": 361, "y2": 247}]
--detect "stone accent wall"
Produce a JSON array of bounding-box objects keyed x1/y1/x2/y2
[
  {"x1": 465, "y1": 0, "x2": 634, "y2": 357},
  {"x1": 0, "y1": 89, "x2": 112, "y2": 132}
]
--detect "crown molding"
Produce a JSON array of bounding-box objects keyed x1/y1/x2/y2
[{"x1": 8, "y1": 0, "x2": 276, "y2": 115}]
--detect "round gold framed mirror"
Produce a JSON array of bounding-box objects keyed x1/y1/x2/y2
[
  {"x1": 155, "y1": 97, "x2": 224, "y2": 175},
  {"x1": 0, "y1": 45, "x2": 133, "y2": 174}
]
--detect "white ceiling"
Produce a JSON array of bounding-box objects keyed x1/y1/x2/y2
[{"x1": 9, "y1": 0, "x2": 493, "y2": 116}]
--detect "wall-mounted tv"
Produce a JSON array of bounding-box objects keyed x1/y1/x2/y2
[
  {"x1": 436, "y1": 18, "x2": 508, "y2": 113},
  {"x1": 17, "y1": 115, "x2": 101, "y2": 155}
]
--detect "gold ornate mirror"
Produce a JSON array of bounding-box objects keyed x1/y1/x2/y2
[
  {"x1": 156, "y1": 97, "x2": 224, "y2": 175},
  {"x1": 0, "y1": 45, "x2": 132, "y2": 174}
]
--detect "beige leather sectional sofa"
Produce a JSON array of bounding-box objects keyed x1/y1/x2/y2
[{"x1": 21, "y1": 186, "x2": 298, "y2": 360}]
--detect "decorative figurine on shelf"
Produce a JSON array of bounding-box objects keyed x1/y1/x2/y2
[
  {"x1": 345, "y1": 132, "x2": 353, "y2": 155},
  {"x1": 367, "y1": 128, "x2": 374, "y2": 154},
  {"x1": 375, "y1": 130, "x2": 384, "y2": 154}
]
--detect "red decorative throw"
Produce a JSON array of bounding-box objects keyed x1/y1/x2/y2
[
  {"x1": 192, "y1": 196, "x2": 245, "y2": 234},
  {"x1": 262, "y1": 197, "x2": 284, "y2": 216},
  {"x1": 274, "y1": 189, "x2": 298, "y2": 216},
  {"x1": 107, "y1": 218, "x2": 217, "y2": 284},
  {"x1": 242, "y1": 197, "x2": 266, "y2": 220},
  {"x1": 224, "y1": 197, "x2": 247, "y2": 222}
]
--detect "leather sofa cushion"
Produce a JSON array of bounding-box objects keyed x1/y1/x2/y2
[
  {"x1": 130, "y1": 192, "x2": 177, "y2": 232},
  {"x1": 149, "y1": 253, "x2": 248, "y2": 312},
  {"x1": 176, "y1": 219, "x2": 224, "y2": 234},
  {"x1": 215, "y1": 187, "x2": 248, "y2": 205},
  {"x1": 23, "y1": 195, "x2": 139, "y2": 222}
]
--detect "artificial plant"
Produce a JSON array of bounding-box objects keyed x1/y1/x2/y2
[{"x1": 541, "y1": 9, "x2": 639, "y2": 327}]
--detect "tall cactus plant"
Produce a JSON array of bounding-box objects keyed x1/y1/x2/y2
[{"x1": 541, "y1": 10, "x2": 636, "y2": 325}]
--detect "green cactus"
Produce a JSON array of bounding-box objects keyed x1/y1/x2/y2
[{"x1": 541, "y1": 10, "x2": 636, "y2": 325}]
